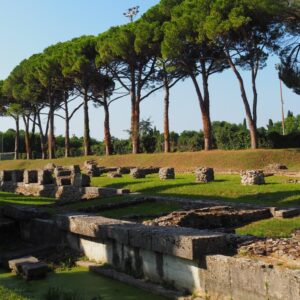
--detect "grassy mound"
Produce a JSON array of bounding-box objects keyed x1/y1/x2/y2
[{"x1": 1, "y1": 149, "x2": 300, "y2": 172}]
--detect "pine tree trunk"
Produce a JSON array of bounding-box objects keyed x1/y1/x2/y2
[
  {"x1": 83, "y1": 90, "x2": 91, "y2": 156},
  {"x1": 103, "y1": 101, "x2": 112, "y2": 156},
  {"x1": 163, "y1": 81, "x2": 170, "y2": 153},
  {"x1": 14, "y1": 117, "x2": 19, "y2": 160},
  {"x1": 64, "y1": 97, "x2": 70, "y2": 158},
  {"x1": 190, "y1": 72, "x2": 212, "y2": 151},
  {"x1": 48, "y1": 96, "x2": 55, "y2": 159},
  {"x1": 130, "y1": 69, "x2": 140, "y2": 154},
  {"x1": 23, "y1": 116, "x2": 31, "y2": 160},
  {"x1": 37, "y1": 113, "x2": 47, "y2": 159}
]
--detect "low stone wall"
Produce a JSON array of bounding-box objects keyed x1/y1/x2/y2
[{"x1": 52, "y1": 214, "x2": 299, "y2": 300}]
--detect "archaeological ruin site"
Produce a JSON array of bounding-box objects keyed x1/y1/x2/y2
[{"x1": 0, "y1": 159, "x2": 299, "y2": 300}]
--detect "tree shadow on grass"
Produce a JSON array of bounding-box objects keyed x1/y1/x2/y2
[{"x1": 135, "y1": 183, "x2": 300, "y2": 207}]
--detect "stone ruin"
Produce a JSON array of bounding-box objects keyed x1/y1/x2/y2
[
  {"x1": 241, "y1": 170, "x2": 265, "y2": 185},
  {"x1": 159, "y1": 167, "x2": 175, "y2": 180},
  {"x1": 107, "y1": 171, "x2": 122, "y2": 178},
  {"x1": 130, "y1": 168, "x2": 145, "y2": 179},
  {"x1": 0, "y1": 164, "x2": 130, "y2": 203},
  {"x1": 83, "y1": 160, "x2": 101, "y2": 177},
  {"x1": 195, "y1": 167, "x2": 214, "y2": 183}
]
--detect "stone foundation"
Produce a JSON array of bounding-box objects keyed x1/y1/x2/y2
[
  {"x1": 195, "y1": 167, "x2": 214, "y2": 183},
  {"x1": 159, "y1": 167, "x2": 175, "y2": 180},
  {"x1": 241, "y1": 170, "x2": 265, "y2": 185},
  {"x1": 130, "y1": 168, "x2": 145, "y2": 179}
]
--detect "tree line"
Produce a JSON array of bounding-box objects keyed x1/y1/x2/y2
[
  {"x1": 0, "y1": 0, "x2": 299, "y2": 160},
  {"x1": 1, "y1": 113, "x2": 300, "y2": 158}
]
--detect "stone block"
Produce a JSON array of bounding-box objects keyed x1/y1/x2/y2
[
  {"x1": 195, "y1": 167, "x2": 214, "y2": 183},
  {"x1": 23, "y1": 170, "x2": 38, "y2": 184},
  {"x1": 73, "y1": 173, "x2": 91, "y2": 187},
  {"x1": 21, "y1": 262, "x2": 48, "y2": 280},
  {"x1": 159, "y1": 167, "x2": 175, "y2": 180},
  {"x1": 151, "y1": 227, "x2": 229, "y2": 260},
  {"x1": 130, "y1": 168, "x2": 145, "y2": 179},
  {"x1": 241, "y1": 170, "x2": 265, "y2": 185},
  {"x1": 108, "y1": 172, "x2": 122, "y2": 178},
  {"x1": 55, "y1": 186, "x2": 82, "y2": 202},
  {"x1": 8, "y1": 256, "x2": 39, "y2": 273}
]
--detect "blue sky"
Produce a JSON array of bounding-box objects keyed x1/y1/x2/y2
[{"x1": 0, "y1": 0, "x2": 299, "y2": 140}]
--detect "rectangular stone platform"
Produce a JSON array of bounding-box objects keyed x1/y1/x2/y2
[{"x1": 56, "y1": 214, "x2": 230, "y2": 260}]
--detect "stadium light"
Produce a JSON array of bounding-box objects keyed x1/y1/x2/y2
[{"x1": 123, "y1": 6, "x2": 140, "y2": 23}]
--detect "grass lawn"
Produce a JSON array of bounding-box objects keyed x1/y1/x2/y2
[
  {"x1": 97, "y1": 201, "x2": 181, "y2": 219},
  {"x1": 92, "y1": 174, "x2": 300, "y2": 207},
  {"x1": 236, "y1": 217, "x2": 300, "y2": 238},
  {"x1": 0, "y1": 267, "x2": 167, "y2": 300},
  {"x1": 0, "y1": 192, "x2": 55, "y2": 207}
]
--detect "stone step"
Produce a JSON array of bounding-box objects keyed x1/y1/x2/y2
[
  {"x1": 8, "y1": 256, "x2": 39, "y2": 273},
  {"x1": 21, "y1": 262, "x2": 48, "y2": 280},
  {"x1": 273, "y1": 208, "x2": 300, "y2": 218}
]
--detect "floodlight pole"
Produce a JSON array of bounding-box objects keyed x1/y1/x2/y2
[
  {"x1": 123, "y1": 6, "x2": 140, "y2": 23},
  {"x1": 280, "y1": 79, "x2": 286, "y2": 136}
]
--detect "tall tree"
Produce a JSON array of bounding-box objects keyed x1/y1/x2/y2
[
  {"x1": 204, "y1": 0, "x2": 284, "y2": 149},
  {"x1": 162, "y1": 0, "x2": 228, "y2": 150},
  {"x1": 97, "y1": 22, "x2": 159, "y2": 154}
]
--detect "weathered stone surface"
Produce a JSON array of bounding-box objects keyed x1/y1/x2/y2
[
  {"x1": 195, "y1": 167, "x2": 214, "y2": 183},
  {"x1": 23, "y1": 170, "x2": 38, "y2": 184},
  {"x1": 8, "y1": 256, "x2": 39, "y2": 273},
  {"x1": 16, "y1": 183, "x2": 56, "y2": 198},
  {"x1": 82, "y1": 187, "x2": 118, "y2": 199},
  {"x1": 84, "y1": 160, "x2": 101, "y2": 177},
  {"x1": 159, "y1": 168, "x2": 175, "y2": 180},
  {"x1": 241, "y1": 170, "x2": 265, "y2": 185},
  {"x1": 56, "y1": 214, "x2": 132, "y2": 240},
  {"x1": 108, "y1": 172, "x2": 122, "y2": 178},
  {"x1": 73, "y1": 173, "x2": 91, "y2": 187},
  {"x1": 130, "y1": 168, "x2": 145, "y2": 179},
  {"x1": 56, "y1": 215, "x2": 230, "y2": 260},
  {"x1": 21, "y1": 262, "x2": 48, "y2": 280},
  {"x1": 145, "y1": 206, "x2": 271, "y2": 229},
  {"x1": 55, "y1": 186, "x2": 82, "y2": 202},
  {"x1": 2, "y1": 205, "x2": 49, "y2": 221}
]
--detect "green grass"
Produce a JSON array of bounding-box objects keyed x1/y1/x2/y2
[
  {"x1": 0, "y1": 192, "x2": 55, "y2": 207},
  {"x1": 98, "y1": 201, "x2": 181, "y2": 219},
  {"x1": 236, "y1": 217, "x2": 300, "y2": 238},
  {"x1": 92, "y1": 174, "x2": 300, "y2": 207},
  {"x1": 0, "y1": 267, "x2": 167, "y2": 300}
]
